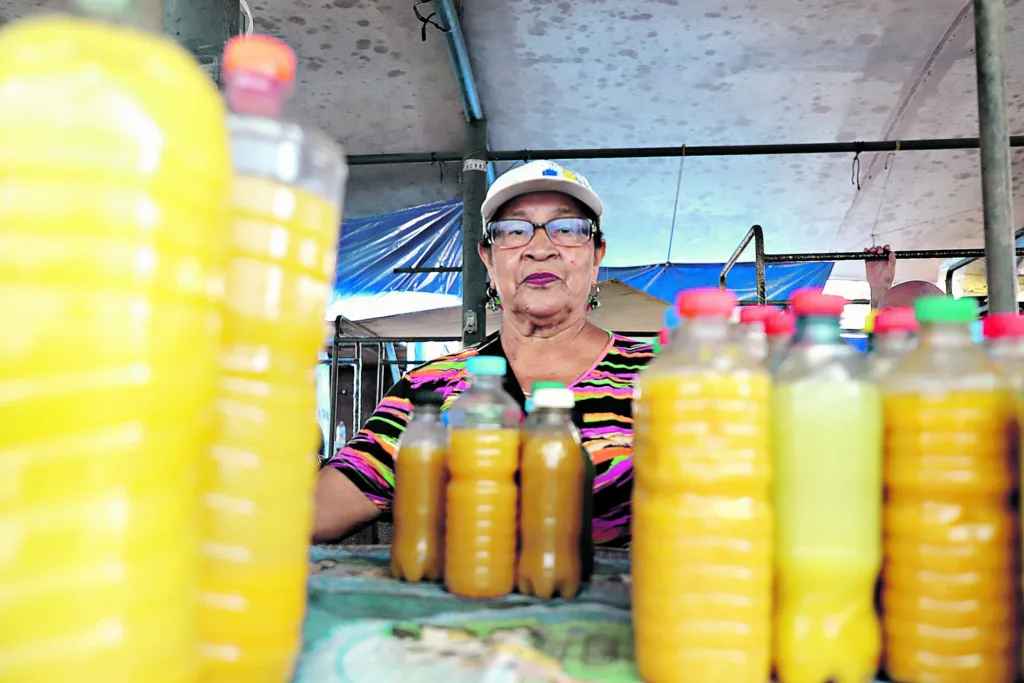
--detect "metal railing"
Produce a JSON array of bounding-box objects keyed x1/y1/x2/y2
[{"x1": 720, "y1": 224, "x2": 1024, "y2": 304}]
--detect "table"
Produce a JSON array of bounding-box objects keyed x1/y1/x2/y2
[{"x1": 297, "y1": 545, "x2": 638, "y2": 683}]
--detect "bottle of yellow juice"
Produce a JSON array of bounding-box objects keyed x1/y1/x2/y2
[
  {"x1": 632, "y1": 288, "x2": 772, "y2": 683},
  {"x1": 391, "y1": 391, "x2": 449, "y2": 583},
  {"x1": 199, "y1": 34, "x2": 348, "y2": 683},
  {"x1": 771, "y1": 289, "x2": 883, "y2": 683},
  {"x1": 445, "y1": 356, "x2": 521, "y2": 599},
  {"x1": 0, "y1": 1, "x2": 231, "y2": 681},
  {"x1": 882, "y1": 296, "x2": 1017, "y2": 683}
]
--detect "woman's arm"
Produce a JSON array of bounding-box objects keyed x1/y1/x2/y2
[{"x1": 313, "y1": 377, "x2": 415, "y2": 542}]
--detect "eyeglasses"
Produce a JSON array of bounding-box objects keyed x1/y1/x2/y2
[{"x1": 486, "y1": 217, "x2": 596, "y2": 249}]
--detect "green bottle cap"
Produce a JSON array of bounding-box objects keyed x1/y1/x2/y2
[
  {"x1": 914, "y1": 296, "x2": 978, "y2": 324},
  {"x1": 530, "y1": 381, "x2": 565, "y2": 393}
]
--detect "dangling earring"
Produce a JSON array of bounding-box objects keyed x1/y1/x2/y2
[
  {"x1": 486, "y1": 284, "x2": 503, "y2": 312},
  {"x1": 586, "y1": 284, "x2": 601, "y2": 311}
]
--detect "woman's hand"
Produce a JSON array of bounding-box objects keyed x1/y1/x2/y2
[{"x1": 864, "y1": 245, "x2": 895, "y2": 308}]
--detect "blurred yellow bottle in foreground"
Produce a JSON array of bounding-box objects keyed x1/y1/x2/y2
[
  {"x1": 0, "y1": 1, "x2": 231, "y2": 681},
  {"x1": 198, "y1": 35, "x2": 348, "y2": 683}
]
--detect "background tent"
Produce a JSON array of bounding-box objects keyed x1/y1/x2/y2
[{"x1": 330, "y1": 200, "x2": 834, "y2": 332}]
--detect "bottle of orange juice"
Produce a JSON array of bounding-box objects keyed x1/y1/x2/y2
[
  {"x1": 632, "y1": 288, "x2": 773, "y2": 683},
  {"x1": 199, "y1": 34, "x2": 348, "y2": 683},
  {"x1": 445, "y1": 355, "x2": 521, "y2": 598},
  {"x1": 518, "y1": 385, "x2": 592, "y2": 599},
  {"x1": 0, "y1": 2, "x2": 230, "y2": 681},
  {"x1": 772, "y1": 289, "x2": 883, "y2": 683},
  {"x1": 733, "y1": 304, "x2": 781, "y2": 362},
  {"x1": 391, "y1": 391, "x2": 448, "y2": 583},
  {"x1": 867, "y1": 306, "x2": 918, "y2": 380},
  {"x1": 882, "y1": 296, "x2": 1017, "y2": 683}
]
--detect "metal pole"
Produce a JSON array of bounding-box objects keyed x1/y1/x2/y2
[
  {"x1": 347, "y1": 136, "x2": 1024, "y2": 167},
  {"x1": 974, "y1": 0, "x2": 1018, "y2": 312},
  {"x1": 164, "y1": 0, "x2": 240, "y2": 83},
  {"x1": 763, "y1": 247, "x2": 1024, "y2": 263},
  {"x1": 462, "y1": 119, "x2": 489, "y2": 347}
]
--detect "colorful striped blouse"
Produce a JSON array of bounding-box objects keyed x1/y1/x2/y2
[{"x1": 325, "y1": 331, "x2": 654, "y2": 547}]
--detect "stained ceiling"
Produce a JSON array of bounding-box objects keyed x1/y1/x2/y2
[{"x1": 3, "y1": 0, "x2": 1024, "y2": 283}]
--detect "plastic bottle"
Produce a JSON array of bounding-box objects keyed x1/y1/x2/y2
[
  {"x1": 983, "y1": 312, "x2": 1024, "y2": 392},
  {"x1": 391, "y1": 391, "x2": 448, "y2": 583},
  {"x1": 0, "y1": 2, "x2": 230, "y2": 680},
  {"x1": 518, "y1": 386, "x2": 594, "y2": 599},
  {"x1": 653, "y1": 327, "x2": 670, "y2": 354},
  {"x1": 766, "y1": 310, "x2": 796, "y2": 371},
  {"x1": 632, "y1": 288, "x2": 772, "y2": 683},
  {"x1": 524, "y1": 380, "x2": 565, "y2": 415},
  {"x1": 733, "y1": 305, "x2": 781, "y2": 362},
  {"x1": 882, "y1": 296, "x2": 1017, "y2": 683},
  {"x1": 200, "y1": 34, "x2": 348, "y2": 683},
  {"x1": 445, "y1": 356, "x2": 522, "y2": 598},
  {"x1": 771, "y1": 289, "x2": 883, "y2": 683},
  {"x1": 867, "y1": 306, "x2": 918, "y2": 380}
]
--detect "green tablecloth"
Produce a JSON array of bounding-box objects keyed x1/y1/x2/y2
[{"x1": 298, "y1": 545, "x2": 638, "y2": 683}]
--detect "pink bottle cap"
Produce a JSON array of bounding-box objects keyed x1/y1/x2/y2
[
  {"x1": 739, "y1": 305, "x2": 781, "y2": 325},
  {"x1": 982, "y1": 312, "x2": 1024, "y2": 339},
  {"x1": 791, "y1": 289, "x2": 847, "y2": 317},
  {"x1": 222, "y1": 34, "x2": 297, "y2": 116},
  {"x1": 676, "y1": 288, "x2": 738, "y2": 319},
  {"x1": 764, "y1": 311, "x2": 795, "y2": 337},
  {"x1": 874, "y1": 307, "x2": 919, "y2": 334}
]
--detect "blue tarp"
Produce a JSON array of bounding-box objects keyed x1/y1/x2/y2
[{"x1": 333, "y1": 199, "x2": 834, "y2": 305}]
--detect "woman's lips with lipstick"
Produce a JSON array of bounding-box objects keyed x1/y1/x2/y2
[{"x1": 523, "y1": 272, "x2": 560, "y2": 286}]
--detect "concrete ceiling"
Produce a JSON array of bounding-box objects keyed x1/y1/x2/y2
[{"x1": 3, "y1": 0, "x2": 1024, "y2": 283}]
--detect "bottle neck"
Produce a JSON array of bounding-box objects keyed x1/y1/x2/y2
[
  {"x1": 470, "y1": 374, "x2": 504, "y2": 393},
  {"x1": 66, "y1": 0, "x2": 163, "y2": 31},
  {"x1": 874, "y1": 331, "x2": 916, "y2": 356},
  {"x1": 919, "y1": 322, "x2": 973, "y2": 350},
  {"x1": 793, "y1": 315, "x2": 842, "y2": 345},
  {"x1": 412, "y1": 406, "x2": 441, "y2": 423},
  {"x1": 532, "y1": 407, "x2": 571, "y2": 426},
  {"x1": 679, "y1": 317, "x2": 729, "y2": 346}
]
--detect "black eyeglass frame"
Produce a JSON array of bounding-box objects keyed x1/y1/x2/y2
[{"x1": 483, "y1": 217, "x2": 601, "y2": 249}]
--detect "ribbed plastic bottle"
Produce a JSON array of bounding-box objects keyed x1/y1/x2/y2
[
  {"x1": 0, "y1": 1, "x2": 230, "y2": 680},
  {"x1": 518, "y1": 386, "x2": 594, "y2": 599},
  {"x1": 733, "y1": 305, "x2": 781, "y2": 363},
  {"x1": 772, "y1": 289, "x2": 883, "y2": 683},
  {"x1": 200, "y1": 34, "x2": 348, "y2": 683},
  {"x1": 882, "y1": 296, "x2": 1018, "y2": 683},
  {"x1": 766, "y1": 310, "x2": 795, "y2": 372},
  {"x1": 632, "y1": 288, "x2": 773, "y2": 683},
  {"x1": 983, "y1": 312, "x2": 1024, "y2": 392},
  {"x1": 867, "y1": 306, "x2": 918, "y2": 380},
  {"x1": 391, "y1": 390, "x2": 448, "y2": 583},
  {"x1": 445, "y1": 356, "x2": 522, "y2": 598}
]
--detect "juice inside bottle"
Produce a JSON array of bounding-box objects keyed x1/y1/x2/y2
[
  {"x1": 0, "y1": 2, "x2": 230, "y2": 681},
  {"x1": 882, "y1": 296, "x2": 1018, "y2": 683},
  {"x1": 445, "y1": 356, "x2": 521, "y2": 598},
  {"x1": 391, "y1": 391, "x2": 448, "y2": 583},
  {"x1": 199, "y1": 35, "x2": 348, "y2": 683},
  {"x1": 632, "y1": 288, "x2": 772, "y2": 683},
  {"x1": 771, "y1": 290, "x2": 882, "y2": 683},
  {"x1": 518, "y1": 385, "x2": 590, "y2": 599}
]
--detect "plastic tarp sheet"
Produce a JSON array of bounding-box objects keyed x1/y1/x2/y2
[{"x1": 332, "y1": 199, "x2": 834, "y2": 305}]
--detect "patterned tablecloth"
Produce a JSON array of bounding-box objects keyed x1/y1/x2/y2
[{"x1": 297, "y1": 545, "x2": 638, "y2": 683}]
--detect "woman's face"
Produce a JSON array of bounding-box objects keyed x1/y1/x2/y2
[{"x1": 479, "y1": 191, "x2": 606, "y2": 321}]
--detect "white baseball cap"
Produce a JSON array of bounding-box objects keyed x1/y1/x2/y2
[{"x1": 481, "y1": 160, "x2": 603, "y2": 227}]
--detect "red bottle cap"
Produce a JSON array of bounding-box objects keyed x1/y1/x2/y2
[
  {"x1": 676, "y1": 288, "x2": 738, "y2": 318},
  {"x1": 874, "y1": 307, "x2": 919, "y2": 334},
  {"x1": 223, "y1": 34, "x2": 297, "y2": 84},
  {"x1": 657, "y1": 327, "x2": 671, "y2": 347},
  {"x1": 791, "y1": 288, "x2": 847, "y2": 317},
  {"x1": 739, "y1": 305, "x2": 781, "y2": 325},
  {"x1": 764, "y1": 311, "x2": 795, "y2": 337},
  {"x1": 982, "y1": 312, "x2": 1024, "y2": 339}
]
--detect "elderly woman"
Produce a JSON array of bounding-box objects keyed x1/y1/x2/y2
[{"x1": 314, "y1": 161, "x2": 653, "y2": 547}]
